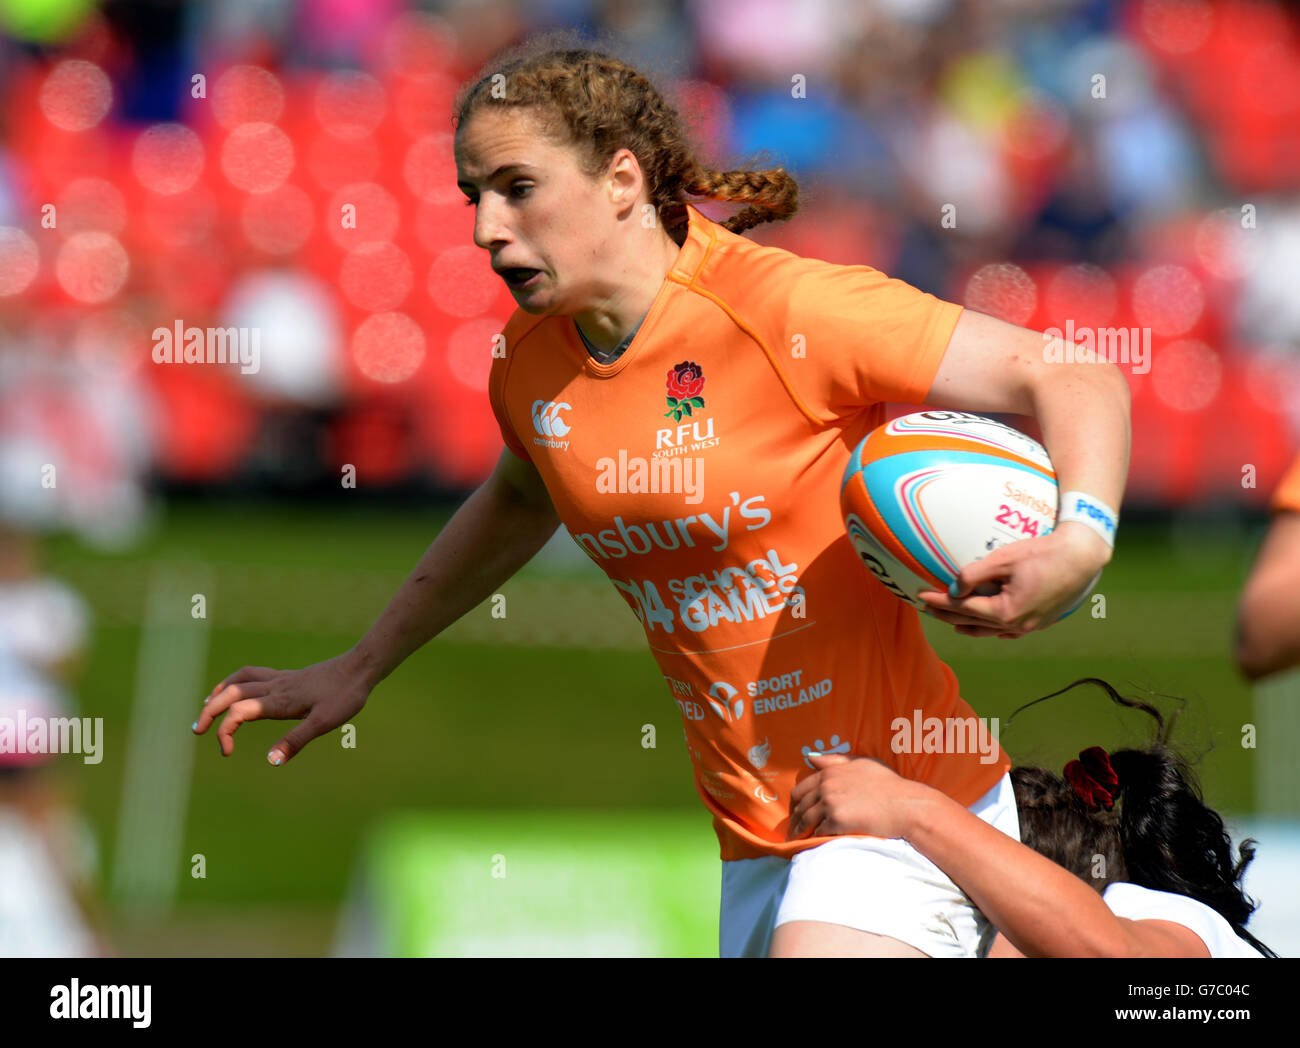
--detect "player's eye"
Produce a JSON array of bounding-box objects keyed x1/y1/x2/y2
[{"x1": 462, "y1": 182, "x2": 530, "y2": 206}]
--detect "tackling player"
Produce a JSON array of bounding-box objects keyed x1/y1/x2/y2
[{"x1": 789, "y1": 678, "x2": 1275, "y2": 958}]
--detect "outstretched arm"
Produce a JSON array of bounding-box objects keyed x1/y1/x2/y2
[
  {"x1": 346, "y1": 447, "x2": 561, "y2": 689},
  {"x1": 788, "y1": 754, "x2": 1209, "y2": 958},
  {"x1": 918, "y1": 309, "x2": 1131, "y2": 635},
  {"x1": 196, "y1": 449, "x2": 560, "y2": 763}
]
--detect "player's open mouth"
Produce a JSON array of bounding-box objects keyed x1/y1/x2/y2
[{"x1": 502, "y1": 268, "x2": 542, "y2": 289}]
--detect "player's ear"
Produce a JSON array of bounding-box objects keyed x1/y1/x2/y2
[{"x1": 606, "y1": 148, "x2": 642, "y2": 210}]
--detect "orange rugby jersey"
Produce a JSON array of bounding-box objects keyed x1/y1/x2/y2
[
  {"x1": 1271, "y1": 454, "x2": 1300, "y2": 513},
  {"x1": 488, "y1": 203, "x2": 1009, "y2": 860}
]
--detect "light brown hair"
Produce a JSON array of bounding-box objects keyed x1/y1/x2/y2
[{"x1": 452, "y1": 32, "x2": 799, "y2": 241}]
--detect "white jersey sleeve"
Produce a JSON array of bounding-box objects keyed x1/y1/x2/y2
[{"x1": 1102, "y1": 881, "x2": 1265, "y2": 958}]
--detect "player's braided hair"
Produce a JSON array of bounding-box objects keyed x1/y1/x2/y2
[
  {"x1": 1006, "y1": 678, "x2": 1277, "y2": 957},
  {"x1": 451, "y1": 32, "x2": 799, "y2": 240}
]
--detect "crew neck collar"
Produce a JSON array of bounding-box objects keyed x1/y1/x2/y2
[
  {"x1": 558, "y1": 204, "x2": 718, "y2": 374},
  {"x1": 575, "y1": 312, "x2": 646, "y2": 363}
]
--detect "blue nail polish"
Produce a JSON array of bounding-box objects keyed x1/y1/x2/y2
[
  {"x1": 191, "y1": 721, "x2": 198, "y2": 731},
  {"x1": 948, "y1": 580, "x2": 961, "y2": 598}
]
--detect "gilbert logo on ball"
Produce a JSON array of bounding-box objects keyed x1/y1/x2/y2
[{"x1": 840, "y1": 411, "x2": 1098, "y2": 620}]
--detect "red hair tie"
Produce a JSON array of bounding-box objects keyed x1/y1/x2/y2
[{"x1": 1063, "y1": 746, "x2": 1120, "y2": 810}]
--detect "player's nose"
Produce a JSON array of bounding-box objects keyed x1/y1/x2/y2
[{"x1": 473, "y1": 196, "x2": 511, "y2": 252}]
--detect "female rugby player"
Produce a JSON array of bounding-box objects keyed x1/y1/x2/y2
[
  {"x1": 195, "y1": 38, "x2": 1131, "y2": 958},
  {"x1": 789, "y1": 679, "x2": 1275, "y2": 957}
]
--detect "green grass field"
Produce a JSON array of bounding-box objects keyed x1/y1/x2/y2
[{"x1": 38, "y1": 498, "x2": 1272, "y2": 954}]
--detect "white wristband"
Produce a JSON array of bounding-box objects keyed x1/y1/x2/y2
[{"x1": 1057, "y1": 491, "x2": 1118, "y2": 548}]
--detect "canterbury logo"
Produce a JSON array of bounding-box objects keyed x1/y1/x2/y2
[{"x1": 531, "y1": 400, "x2": 572, "y2": 438}]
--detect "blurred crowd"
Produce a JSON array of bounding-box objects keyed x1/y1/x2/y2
[{"x1": 0, "y1": 0, "x2": 1297, "y2": 550}]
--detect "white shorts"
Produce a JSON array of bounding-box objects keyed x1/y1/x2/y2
[{"x1": 718, "y1": 772, "x2": 1020, "y2": 958}]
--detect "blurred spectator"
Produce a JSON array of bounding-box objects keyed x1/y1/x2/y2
[
  {"x1": 0, "y1": 630, "x2": 108, "y2": 956},
  {"x1": 0, "y1": 516, "x2": 108, "y2": 956},
  {"x1": 0, "y1": 0, "x2": 1294, "y2": 505}
]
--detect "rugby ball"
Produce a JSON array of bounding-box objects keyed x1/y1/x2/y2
[{"x1": 841, "y1": 410, "x2": 1098, "y2": 617}]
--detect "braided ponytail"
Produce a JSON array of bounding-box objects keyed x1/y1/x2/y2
[{"x1": 682, "y1": 167, "x2": 800, "y2": 236}]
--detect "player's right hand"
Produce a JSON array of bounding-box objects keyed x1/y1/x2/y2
[{"x1": 193, "y1": 650, "x2": 373, "y2": 766}]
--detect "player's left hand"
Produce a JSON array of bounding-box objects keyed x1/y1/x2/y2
[
  {"x1": 787, "y1": 752, "x2": 917, "y2": 841},
  {"x1": 917, "y1": 521, "x2": 1108, "y2": 638}
]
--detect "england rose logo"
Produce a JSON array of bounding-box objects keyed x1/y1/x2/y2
[{"x1": 665, "y1": 361, "x2": 705, "y2": 422}]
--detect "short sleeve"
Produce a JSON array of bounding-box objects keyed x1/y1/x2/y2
[
  {"x1": 487, "y1": 350, "x2": 532, "y2": 463},
  {"x1": 1270, "y1": 453, "x2": 1300, "y2": 513},
  {"x1": 1102, "y1": 882, "x2": 1261, "y2": 958},
  {"x1": 783, "y1": 259, "x2": 964, "y2": 419}
]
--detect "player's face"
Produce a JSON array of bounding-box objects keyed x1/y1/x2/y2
[{"x1": 455, "y1": 106, "x2": 613, "y2": 315}]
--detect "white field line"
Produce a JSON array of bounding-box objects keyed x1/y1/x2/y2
[{"x1": 111, "y1": 563, "x2": 211, "y2": 912}]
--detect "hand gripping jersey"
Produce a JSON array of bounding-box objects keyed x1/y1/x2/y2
[
  {"x1": 1271, "y1": 453, "x2": 1300, "y2": 513},
  {"x1": 488, "y1": 203, "x2": 1008, "y2": 860}
]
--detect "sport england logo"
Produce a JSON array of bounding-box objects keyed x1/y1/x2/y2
[
  {"x1": 664, "y1": 361, "x2": 705, "y2": 423},
  {"x1": 532, "y1": 400, "x2": 571, "y2": 450},
  {"x1": 706, "y1": 681, "x2": 743, "y2": 722}
]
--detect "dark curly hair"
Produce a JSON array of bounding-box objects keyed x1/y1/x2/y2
[
  {"x1": 451, "y1": 30, "x2": 799, "y2": 241},
  {"x1": 1007, "y1": 678, "x2": 1276, "y2": 957}
]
